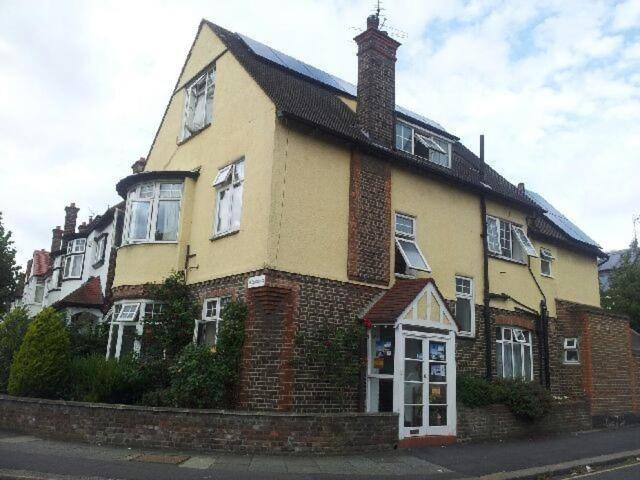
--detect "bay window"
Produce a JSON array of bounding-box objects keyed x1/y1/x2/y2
[
  {"x1": 486, "y1": 216, "x2": 538, "y2": 262},
  {"x1": 195, "y1": 296, "x2": 230, "y2": 347},
  {"x1": 124, "y1": 182, "x2": 183, "y2": 244},
  {"x1": 63, "y1": 238, "x2": 86, "y2": 279},
  {"x1": 496, "y1": 326, "x2": 533, "y2": 381},
  {"x1": 213, "y1": 159, "x2": 244, "y2": 236},
  {"x1": 455, "y1": 276, "x2": 474, "y2": 336},
  {"x1": 181, "y1": 67, "x2": 215, "y2": 140}
]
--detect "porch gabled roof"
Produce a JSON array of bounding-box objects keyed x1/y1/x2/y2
[{"x1": 53, "y1": 276, "x2": 105, "y2": 311}]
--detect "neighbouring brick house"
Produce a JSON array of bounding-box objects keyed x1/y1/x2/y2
[
  {"x1": 14, "y1": 202, "x2": 124, "y2": 324},
  {"x1": 101, "y1": 15, "x2": 640, "y2": 443}
]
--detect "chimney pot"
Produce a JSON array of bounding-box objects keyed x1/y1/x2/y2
[
  {"x1": 517, "y1": 182, "x2": 525, "y2": 195},
  {"x1": 366, "y1": 14, "x2": 379, "y2": 30},
  {"x1": 131, "y1": 157, "x2": 147, "y2": 174}
]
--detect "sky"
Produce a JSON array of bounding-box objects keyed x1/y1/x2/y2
[{"x1": 0, "y1": 0, "x2": 639, "y2": 267}]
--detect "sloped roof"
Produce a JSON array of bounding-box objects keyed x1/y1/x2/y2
[
  {"x1": 364, "y1": 278, "x2": 431, "y2": 324},
  {"x1": 204, "y1": 21, "x2": 539, "y2": 213},
  {"x1": 31, "y1": 250, "x2": 50, "y2": 277},
  {"x1": 53, "y1": 276, "x2": 104, "y2": 310},
  {"x1": 599, "y1": 248, "x2": 635, "y2": 271}
]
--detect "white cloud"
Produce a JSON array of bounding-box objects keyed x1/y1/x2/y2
[{"x1": 0, "y1": 0, "x2": 638, "y2": 269}]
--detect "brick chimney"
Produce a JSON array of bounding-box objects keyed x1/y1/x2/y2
[
  {"x1": 63, "y1": 203, "x2": 79, "y2": 237},
  {"x1": 131, "y1": 157, "x2": 147, "y2": 173},
  {"x1": 354, "y1": 14, "x2": 401, "y2": 147},
  {"x1": 50, "y1": 226, "x2": 63, "y2": 253},
  {"x1": 25, "y1": 259, "x2": 33, "y2": 279}
]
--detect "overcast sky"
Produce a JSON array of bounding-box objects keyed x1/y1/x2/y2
[{"x1": 1, "y1": 0, "x2": 639, "y2": 267}]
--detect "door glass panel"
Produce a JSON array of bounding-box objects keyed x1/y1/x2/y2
[
  {"x1": 405, "y1": 360, "x2": 422, "y2": 381},
  {"x1": 371, "y1": 325, "x2": 394, "y2": 374},
  {"x1": 378, "y1": 379, "x2": 394, "y2": 412},
  {"x1": 429, "y1": 363, "x2": 446, "y2": 382},
  {"x1": 429, "y1": 406, "x2": 447, "y2": 426},
  {"x1": 404, "y1": 405, "x2": 423, "y2": 428},
  {"x1": 429, "y1": 384, "x2": 447, "y2": 404},
  {"x1": 428, "y1": 340, "x2": 448, "y2": 427},
  {"x1": 405, "y1": 338, "x2": 422, "y2": 360},
  {"x1": 404, "y1": 383, "x2": 423, "y2": 404}
]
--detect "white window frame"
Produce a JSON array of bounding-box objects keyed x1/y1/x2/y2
[
  {"x1": 512, "y1": 225, "x2": 538, "y2": 257},
  {"x1": 194, "y1": 296, "x2": 231, "y2": 347},
  {"x1": 496, "y1": 326, "x2": 533, "y2": 381},
  {"x1": 454, "y1": 276, "x2": 475, "y2": 337},
  {"x1": 181, "y1": 66, "x2": 215, "y2": 141},
  {"x1": 106, "y1": 300, "x2": 163, "y2": 359},
  {"x1": 486, "y1": 216, "x2": 535, "y2": 263},
  {"x1": 394, "y1": 213, "x2": 430, "y2": 273},
  {"x1": 394, "y1": 121, "x2": 452, "y2": 168},
  {"x1": 92, "y1": 234, "x2": 108, "y2": 265},
  {"x1": 34, "y1": 277, "x2": 45, "y2": 304},
  {"x1": 213, "y1": 159, "x2": 244, "y2": 237},
  {"x1": 123, "y1": 181, "x2": 183, "y2": 244},
  {"x1": 62, "y1": 239, "x2": 86, "y2": 280},
  {"x1": 540, "y1": 248, "x2": 554, "y2": 277},
  {"x1": 564, "y1": 337, "x2": 580, "y2": 364}
]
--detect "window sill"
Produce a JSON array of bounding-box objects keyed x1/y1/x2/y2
[
  {"x1": 488, "y1": 253, "x2": 527, "y2": 266},
  {"x1": 541, "y1": 273, "x2": 554, "y2": 279},
  {"x1": 563, "y1": 361, "x2": 580, "y2": 366},
  {"x1": 456, "y1": 332, "x2": 476, "y2": 339},
  {"x1": 118, "y1": 241, "x2": 179, "y2": 249},
  {"x1": 61, "y1": 277, "x2": 82, "y2": 282},
  {"x1": 210, "y1": 229, "x2": 239, "y2": 241},
  {"x1": 177, "y1": 123, "x2": 211, "y2": 145},
  {"x1": 395, "y1": 273, "x2": 416, "y2": 279}
]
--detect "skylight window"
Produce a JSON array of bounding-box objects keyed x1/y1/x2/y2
[{"x1": 395, "y1": 121, "x2": 451, "y2": 168}]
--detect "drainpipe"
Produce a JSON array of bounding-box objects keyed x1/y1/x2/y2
[
  {"x1": 527, "y1": 259, "x2": 551, "y2": 389},
  {"x1": 479, "y1": 135, "x2": 493, "y2": 381}
]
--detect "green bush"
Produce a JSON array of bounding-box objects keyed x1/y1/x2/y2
[
  {"x1": 215, "y1": 300, "x2": 247, "y2": 404},
  {"x1": 169, "y1": 344, "x2": 223, "y2": 408},
  {"x1": 457, "y1": 374, "x2": 553, "y2": 420},
  {"x1": 67, "y1": 320, "x2": 109, "y2": 358},
  {"x1": 8, "y1": 308, "x2": 71, "y2": 398},
  {"x1": 0, "y1": 307, "x2": 30, "y2": 392}
]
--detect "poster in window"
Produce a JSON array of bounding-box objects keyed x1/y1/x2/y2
[
  {"x1": 429, "y1": 363, "x2": 446, "y2": 382},
  {"x1": 429, "y1": 342, "x2": 446, "y2": 361}
]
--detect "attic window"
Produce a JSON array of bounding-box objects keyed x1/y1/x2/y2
[
  {"x1": 395, "y1": 121, "x2": 451, "y2": 168},
  {"x1": 181, "y1": 67, "x2": 215, "y2": 140}
]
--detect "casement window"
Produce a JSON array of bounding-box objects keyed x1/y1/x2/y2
[
  {"x1": 34, "y1": 277, "x2": 45, "y2": 304},
  {"x1": 194, "y1": 296, "x2": 230, "y2": 347},
  {"x1": 496, "y1": 326, "x2": 533, "y2": 381},
  {"x1": 181, "y1": 67, "x2": 215, "y2": 140},
  {"x1": 540, "y1": 248, "x2": 554, "y2": 277},
  {"x1": 395, "y1": 121, "x2": 451, "y2": 168},
  {"x1": 63, "y1": 238, "x2": 86, "y2": 279},
  {"x1": 564, "y1": 338, "x2": 580, "y2": 364},
  {"x1": 124, "y1": 182, "x2": 183, "y2": 244},
  {"x1": 92, "y1": 234, "x2": 108, "y2": 265},
  {"x1": 213, "y1": 159, "x2": 244, "y2": 236},
  {"x1": 106, "y1": 300, "x2": 163, "y2": 359},
  {"x1": 394, "y1": 213, "x2": 430, "y2": 275},
  {"x1": 455, "y1": 276, "x2": 474, "y2": 336},
  {"x1": 485, "y1": 216, "x2": 538, "y2": 262}
]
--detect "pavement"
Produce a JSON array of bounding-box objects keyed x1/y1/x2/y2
[{"x1": 0, "y1": 426, "x2": 637, "y2": 480}]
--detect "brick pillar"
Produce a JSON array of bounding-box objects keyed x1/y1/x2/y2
[
  {"x1": 354, "y1": 14, "x2": 401, "y2": 147},
  {"x1": 347, "y1": 151, "x2": 391, "y2": 285},
  {"x1": 238, "y1": 286, "x2": 296, "y2": 411},
  {"x1": 50, "y1": 226, "x2": 63, "y2": 254}
]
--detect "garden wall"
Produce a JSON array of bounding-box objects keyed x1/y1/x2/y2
[
  {"x1": 457, "y1": 400, "x2": 591, "y2": 442},
  {"x1": 0, "y1": 395, "x2": 398, "y2": 454}
]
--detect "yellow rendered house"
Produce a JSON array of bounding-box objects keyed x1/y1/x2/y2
[{"x1": 109, "y1": 16, "x2": 636, "y2": 442}]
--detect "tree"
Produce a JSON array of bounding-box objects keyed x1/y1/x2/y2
[
  {"x1": 602, "y1": 240, "x2": 640, "y2": 332},
  {"x1": 0, "y1": 212, "x2": 20, "y2": 315},
  {"x1": 0, "y1": 307, "x2": 30, "y2": 392},
  {"x1": 8, "y1": 307, "x2": 71, "y2": 398}
]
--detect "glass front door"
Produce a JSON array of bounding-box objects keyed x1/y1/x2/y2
[{"x1": 402, "y1": 335, "x2": 452, "y2": 437}]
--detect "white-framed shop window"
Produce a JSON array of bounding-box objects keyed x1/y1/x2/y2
[
  {"x1": 496, "y1": 326, "x2": 533, "y2": 381},
  {"x1": 394, "y1": 213, "x2": 430, "y2": 274},
  {"x1": 486, "y1": 216, "x2": 537, "y2": 262},
  {"x1": 106, "y1": 300, "x2": 164, "y2": 359},
  {"x1": 454, "y1": 276, "x2": 475, "y2": 336},
  {"x1": 564, "y1": 337, "x2": 580, "y2": 364},
  {"x1": 213, "y1": 159, "x2": 244, "y2": 236},
  {"x1": 194, "y1": 296, "x2": 231, "y2": 347},
  {"x1": 63, "y1": 238, "x2": 86, "y2": 279},
  {"x1": 123, "y1": 181, "x2": 183, "y2": 244},
  {"x1": 540, "y1": 248, "x2": 555, "y2": 277},
  {"x1": 181, "y1": 66, "x2": 215, "y2": 140}
]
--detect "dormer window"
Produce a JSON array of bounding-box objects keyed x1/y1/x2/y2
[
  {"x1": 181, "y1": 67, "x2": 215, "y2": 140},
  {"x1": 395, "y1": 121, "x2": 451, "y2": 168}
]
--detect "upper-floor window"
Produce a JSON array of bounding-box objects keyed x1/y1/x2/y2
[
  {"x1": 395, "y1": 121, "x2": 451, "y2": 168},
  {"x1": 540, "y1": 248, "x2": 554, "y2": 277},
  {"x1": 496, "y1": 326, "x2": 533, "y2": 381},
  {"x1": 455, "y1": 276, "x2": 474, "y2": 336},
  {"x1": 92, "y1": 234, "x2": 108, "y2": 265},
  {"x1": 181, "y1": 67, "x2": 215, "y2": 140},
  {"x1": 213, "y1": 159, "x2": 244, "y2": 236},
  {"x1": 195, "y1": 296, "x2": 230, "y2": 347},
  {"x1": 124, "y1": 182, "x2": 183, "y2": 244},
  {"x1": 486, "y1": 216, "x2": 537, "y2": 263},
  {"x1": 34, "y1": 277, "x2": 45, "y2": 304},
  {"x1": 394, "y1": 213, "x2": 430, "y2": 275},
  {"x1": 63, "y1": 238, "x2": 86, "y2": 279}
]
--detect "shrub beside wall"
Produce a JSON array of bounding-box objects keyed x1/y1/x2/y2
[{"x1": 0, "y1": 307, "x2": 30, "y2": 392}]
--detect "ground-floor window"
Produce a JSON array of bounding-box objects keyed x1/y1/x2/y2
[
  {"x1": 194, "y1": 296, "x2": 230, "y2": 348},
  {"x1": 106, "y1": 300, "x2": 163, "y2": 359},
  {"x1": 496, "y1": 326, "x2": 533, "y2": 380},
  {"x1": 367, "y1": 325, "x2": 395, "y2": 413}
]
